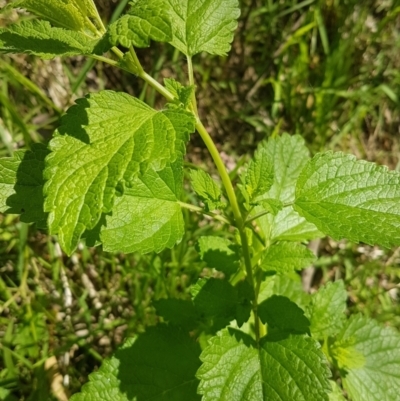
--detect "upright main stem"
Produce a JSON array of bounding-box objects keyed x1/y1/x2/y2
[
  {"x1": 195, "y1": 122, "x2": 260, "y2": 342},
  {"x1": 109, "y1": 46, "x2": 261, "y2": 342}
]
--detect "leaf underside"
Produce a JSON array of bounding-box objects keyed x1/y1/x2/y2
[
  {"x1": 15, "y1": 0, "x2": 102, "y2": 32},
  {"x1": 0, "y1": 20, "x2": 105, "y2": 58},
  {"x1": 295, "y1": 151, "x2": 400, "y2": 247}
]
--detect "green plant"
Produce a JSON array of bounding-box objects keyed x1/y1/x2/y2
[{"x1": 1, "y1": 1, "x2": 400, "y2": 400}]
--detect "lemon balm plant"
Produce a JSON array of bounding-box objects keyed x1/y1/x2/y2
[{"x1": 1, "y1": 1, "x2": 400, "y2": 400}]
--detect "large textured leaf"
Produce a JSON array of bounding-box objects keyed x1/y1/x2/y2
[
  {"x1": 260, "y1": 242, "x2": 316, "y2": 273},
  {"x1": 159, "y1": 0, "x2": 240, "y2": 56},
  {"x1": 294, "y1": 152, "x2": 400, "y2": 247},
  {"x1": 0, "y1": 20, "x2": 104, "y2": 59},
  {"x1": 331, "y1": 315, "x2": 400, "y2": 401},
  {"x1": 306, "y1": 280, "x2": 347, "y2": 339},
  {"x1": 258, "y1": 295, "x2": 310, "y2": 335},
  {"x1": 197, "y1": 328, "x2": 331, "y2": 401},
  {"x1": 44, "y1": 91, "x2": 195, "y2": 255},
  {"x1": 190, "y1": 169, "x2": 224, "y2": 211},
  {"x1": 191, "y1": 278, "x2": 237, "y2": 320},
  {"x1": 14, "y1": 0, "x2": 94, "y2": 32},
  {"x1": 153, "y1": 298, "x2": 199, "y2": 330},
  {"x1": 258, "y1": 274, "x2": 310, "y2": 310},
  {"x1": 100, "y1": 160, "x2": 184, "y2": 254},
  {"x1": 108, "y1": 0, "x2": 172, "y2": 48},
  {"x1": 197, "y1": 236, "x2": 240, "y2": 277},
  {"x1": 71, "y1": 325, "x2": 201, "y2": 401},
  {"x1": 0, "y1": 144, "x2": 49, "y2": 227}
]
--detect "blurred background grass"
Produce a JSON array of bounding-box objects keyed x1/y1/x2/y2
[{"x1": 0, "y1": 0, "x2": 400, "y2": 399}]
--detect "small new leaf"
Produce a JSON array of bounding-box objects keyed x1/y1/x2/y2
[
  {"x1": 0, "y1": 144, "x2": 49, "y2": 228},
  {"x1": 306, "y1": 280, "x2": 347, "y2": 339},
  {"x1": 0, "y1": 20, "x2": 105, "y2": 59},
  {"x1": 260, "y1": 242, "x2": 316, "y2": 274},
  {"x1": 71, "y1": 325, "x2": 201, "y2": 401},
  {"x1": 261, "y1": 133, "x2": 310, "y2": 203},
  {"x1": 164, "y1": 78, "x2": 194, "y2": 108},
  {"x1": 44, "y1": 91, "x2": 195, "y2": 255},
  {"x1": 258, "y1": 198, "x2": 283, "y2": 215},
  {"x1": 108, "y1": 0, "x2": 172, "y2": 48},
  {"x1": 190, "y1": 169, "x2": 224, "y2": 211},
  {"x1": 294, "y1": 152, "x2": 400, "y2": 247},
  {"x1": 331, "y1": 314, "x2": 400, "y2": 401},
  {"x1": 197, "y1": 328, "x2": 331, "y2": 401},
  {"x1": 243, "y1": 146, "x2": 274, "y2": 200}
]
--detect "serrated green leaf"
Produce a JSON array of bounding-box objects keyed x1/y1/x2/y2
[
  {"x1": 197, "y1": 328, "x2": 331, "y2": 401},
  {"x1": 261, "y1": 133, "x2": 310, "y2": 204},
  {"x1": 100, "y1": 159, "x2": 185, "y2": 254},
  {"x1": 260, "y1": 241, "x2": 316, "y2": 273},
  {"x1": 0, "y1": 144, "x2": 49, "y2": 227},
  {"x1": 243, "y1": 146, "x2": 274, "y2": 200},
  {"x1": 71, "y1": 325, "x2": 201, "y2": 401},
  {"x1": 190, "y1": 169, "x2": 224, "y2": 211},
  {"x1": 306, "y1": 280, "x2": 347, "y2": 339},
  {"x1": 255, "y1": 205, "x2": 323, "y2": 245},
  {"x1": 191, "y1": 278, "x2": 237, "y2": 321},
  {"x1": 164, "y1": 78, "x2": 194, "y2": 108},
  {"x1": 197, "y1": 236, "x2": 240, "y2": 277},
  {"x1": 258, "y1": 274, "x2": 310, "y2": 310},
  {"x1": 157, "y1": 0, "x2": 240, "y2": 56},
  {"x1": 331, "y1": 314, "x2": 400, "y2": 401},
  {"x1": 153, "y1": 298, "x2": 199, "y2": 330},
  {"x1": 108, "y1": 0, "x2": 172, "y2": 48},
  {"x1": 258, "y1": 295, "x2": 310, "y2": 334},
  {"x1": 295, "y1": 152, "x2": 400, "y2": 248},
  {"x1": 44, "y1": 91, "x2": 195, "y2": 255},
  {"x1": 251, "y1": 134, "x2": 321, "y2": 244},
  {"x1": 269, "y1": 206, "x2": 323, "y2": 241},
  {"x1": 0, "y1": 20, "x2": 105, "y2": 59},
  {"x1": 16, "y1": 0, "x2": 103, "y2": 35}
]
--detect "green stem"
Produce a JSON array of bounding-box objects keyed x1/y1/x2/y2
[
  {"x1": 94, "y1": 47, "x2": 262, "y2": 342},
  {"x1": 178, "y1": 201, "x2": 231, "y2": 225},
  {"x1": 195, "y1": 120, "x2": 260, "y2": 342},
  {"x1": 90, "y1": 54, "x2": 119, "y2": 67},
  {"x1": 187, "y1": 56, "x2": 199, "y2": 116}
]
